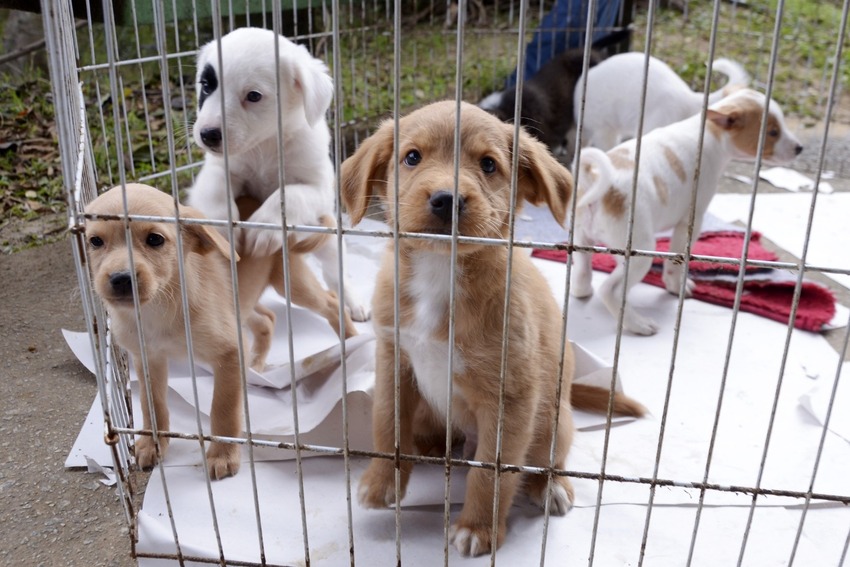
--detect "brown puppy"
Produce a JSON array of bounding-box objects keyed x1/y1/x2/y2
[
  {"x1": 341, "y1": 101, "x2": 644, "y2": 556},
  {"x1": 85, "y1": 183, "x2": 244, "y2": 479}
]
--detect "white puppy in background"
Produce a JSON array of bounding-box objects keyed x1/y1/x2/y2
[
  {"x1": 573, "y1": 52, "x2": 751, "y2": 155},
  {"x1": 188, "y1": 27, "x2": 369, "y2": 321}
]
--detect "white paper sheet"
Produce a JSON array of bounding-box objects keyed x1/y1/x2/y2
[
  {"x1": 65, "y1": 217, "x2": 850, "y2": 565},
  {"x1": 709, "y1": 192, "x2": 850, "y2": 290},
  {"x1": 759, "y1": 166, "x2": 835, "y2": 194},
  {"x1": 799, "y1": 361, "x2": 850, "y2": 444}
]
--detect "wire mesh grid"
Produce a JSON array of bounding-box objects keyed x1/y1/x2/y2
[{"x1": 44, "y1": 0, "x2": 850, "y2": 564}]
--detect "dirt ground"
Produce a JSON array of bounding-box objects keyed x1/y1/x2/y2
[{"x1": 0, "y1": 241, "x2": 134, "y2": 566}]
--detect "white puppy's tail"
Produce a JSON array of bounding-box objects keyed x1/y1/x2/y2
[
  {"x1": 575, "y1": 147, "x2": 615, "y2": 209},
  {"x1": 708, "y1": 58, "x2": 751, "y2": 104}
]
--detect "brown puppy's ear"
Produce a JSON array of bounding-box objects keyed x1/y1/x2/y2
[
  {"x1": 339, "y1": 119, "x2": 395, "y2": 225},
  {"x1": 178, "y1": 204, "x2": 238, "y2": 261},
  {"x1": 511, "y1": 126, "x2": 574, "y2": 227}
]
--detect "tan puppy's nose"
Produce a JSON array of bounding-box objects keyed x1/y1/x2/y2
[
  {"x1": 429, "y1": 191, "x2": 465, "y2": 222},
  {"x1": 109, "y1": 271, "x2": 133, "y2": 297}
]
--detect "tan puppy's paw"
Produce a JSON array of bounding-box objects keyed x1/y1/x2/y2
[
  {"x1": 206, "y1": 443, "x2": 241, "y2": 480},
  {"x1": 527, "y1": 475, "x2": 574, "y2": 516},
  {"x1": 346, "y1": 300, "x2": 371, "y2": 323},
  {"x1": 135, "y1": 436, "x2": 169, "y2": 470},
  {"x1": 449, "y1": 522, "x2": 504, "y2": 557},
  {"x1": 357, "y1": 460, "x2": 406, "y2": 508}
]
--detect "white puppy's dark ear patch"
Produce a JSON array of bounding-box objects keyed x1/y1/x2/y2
[
  {"x1": 198, "y1": 63, "x2": 218, "y2": 110},
  {"x1": 290, "y1": 48, "x2": 334, "y2": 127}
]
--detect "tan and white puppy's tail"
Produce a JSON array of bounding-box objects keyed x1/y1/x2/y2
[
  {"x1": 575, "y1": 147, "x2": 616, "y2": 210},
  {"x1": 571, "y1": 383, "x2": 647, "y2": 417},
  {"x1": 708, "y1": 58, "x2": 751, "y2": 104}
]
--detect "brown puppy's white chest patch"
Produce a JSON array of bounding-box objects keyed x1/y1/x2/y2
[{"x1": 397, "y1": 251, "x2": 467, "y2": 417}]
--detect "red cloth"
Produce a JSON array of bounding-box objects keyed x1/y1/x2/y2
[{"x1": 532, "y1": 231, "x2": 836, "y2": 332}]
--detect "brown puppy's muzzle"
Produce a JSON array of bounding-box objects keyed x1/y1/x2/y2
[
  {"x1": 109, "y1": 271, "x2": 134, "y2": 298},
  {"x1": 428, "y1": 190, "x2": 465, "y2": 226}
]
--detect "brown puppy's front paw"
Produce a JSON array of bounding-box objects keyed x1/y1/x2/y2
[
  {"x1": 357, "y1": 460, "x2": 406, "y2": 508},
  {"x1": 206, "y1": 442, "x2": 241, "y2": 480},
  {"x1": 135, "y1": 436, "x2": 169, "y2": 470},
  {"x1": 527, "y1": 475, "x2": 574, "y2": 516},
  {"x1": 449, "y1": 521, "x2": 505, "y2": 557},
  {"x1": 249, "y1": 355, "x2": 266, "y2": 374}
]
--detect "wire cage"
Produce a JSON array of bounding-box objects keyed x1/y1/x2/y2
[{"x1": 43, "y1": 0, "x2": 850, "y2": 564}]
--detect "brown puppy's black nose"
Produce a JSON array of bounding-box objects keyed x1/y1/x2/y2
[
  {"x1": 200, "y1": 127, "x2": 222, "y2": 148},
  {"x1": 429, "y1": 191, "x2": 465, "y2": 223},
  {"x1": 795, "y1": 144, "x2": 803, "y2": 156},
  {"x1": 109, "y1": 272, "x2": 133, "y2": 297}
]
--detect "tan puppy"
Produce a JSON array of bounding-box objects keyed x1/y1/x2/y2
[
  {"x1": 84, "y1": 185, "x2": 356, "y2": 479},
  {"x1": 341, "y1": 101, "x2": 645, "y2": 556},
  {"x1": 85, "y1": 183, "x2": 244, "y2": 479}
]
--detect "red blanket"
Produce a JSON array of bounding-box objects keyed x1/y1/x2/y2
[{"x1": 532, "y1": 231, "x2": 836, "y2": 332}]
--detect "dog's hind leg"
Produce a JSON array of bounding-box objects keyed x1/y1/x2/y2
[
  {"x1": 271, "y1": 251, "x2": 358, "y2": 339},
  {"x1": 599, "y1": 255, "x2": 658, "y2": 336},
  {"x1": 245, "y1": 304, "x2": 275, "y2": 372},
  {"x1": 312, "y1": 236, "x2": 371, "y2": 322},
  {"x1": 662, "y1": 219, "x2": 698, "y2": 298},
  {"x1": 569, "y1": 223, "x2": 595, "y2": 299}
]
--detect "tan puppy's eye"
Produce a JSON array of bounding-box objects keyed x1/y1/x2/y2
[
  {"x1": 89, "y1": 235, "x2": 104, "y2": 248},
  {"x1": 403, "y1": 150, "x2": 422, "y2": 167},
  {"x1": 246, "y1": 91, "x2": 262, "y2": 103},
  {"x1": 146, "y1": 233, "x2": 165, "y2": 247},
  {"x1": 480, "y1": 156, "x2": 496, "y2": 174},
  {"x1": 767, "y1": 128, "x2": 779, "y2": 138}
]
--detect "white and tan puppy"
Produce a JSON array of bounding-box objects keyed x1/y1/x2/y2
[
  {"x1": 188, "y1": 27, "x2": 368, "y2": 321},
  {"x1": 573, "y1": 52, "x2": 750, "y2": 155},
  {"x1": 341, "y1": 101, "x2": 645, "y2": 557},
  {"x1": 571, "y1": 88, "x2": 803, "y2": 335},
  {"x1": 85, "y1": 184, "x2": 244, "y2": 479}
]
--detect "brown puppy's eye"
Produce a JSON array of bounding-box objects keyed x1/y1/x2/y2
[
  {"x1": 403, "y1": 150, "x2": 422, "y2": 167},
  {"x1": 768, "y1": 129, "x2": 779, "y2": 138},
  {"x1": 480, "y1": 157, "x2": 496, "y2": 174},
  {"x1": 146, "y1": 233, "x2": 165, "y2": 247},
  {"x1": 246, "y1": 91, "x2": 262, "y2": 103},
  {"x1": 89, "y1": 236, "x2": 104, "y2": 248}
]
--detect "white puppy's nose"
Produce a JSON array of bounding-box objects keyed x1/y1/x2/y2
[{"x1": 200, "y1": 127, "x2": 222, "y2": 149}]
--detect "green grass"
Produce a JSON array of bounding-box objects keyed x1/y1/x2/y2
[
  {"x1": 0, "y1": 1, "x2": 847, "y2": 252},
  {"x1": 634, "y1": 0, "x2": 850, "y2": 120}
]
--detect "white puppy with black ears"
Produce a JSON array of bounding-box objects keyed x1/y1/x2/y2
[{"x1": 188, "y1": 27, "x2": 368, "y2": 321}]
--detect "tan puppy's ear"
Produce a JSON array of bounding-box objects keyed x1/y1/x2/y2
[
  {"x1": 339, "y1": 119, "x2": 395, "y2": 225},
  {"x1": 178, "y1": 204, "x2": 238, "y2": 261},
  {"x1": 706, "y1": 107, "x2": 742, "y2": 130},
  {"x1": 511, "y1": 126, "x2": 574, "y2": 227}
]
